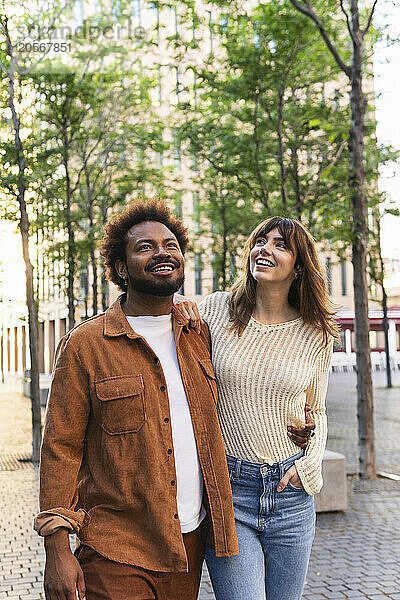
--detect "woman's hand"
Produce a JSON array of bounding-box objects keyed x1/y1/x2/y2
[
  {"x1": 277, "y1": 465, "x2": 303, "y2": 492},
  {"x1": 173, "y1": 294, "x2": 203, "y2": 334}
]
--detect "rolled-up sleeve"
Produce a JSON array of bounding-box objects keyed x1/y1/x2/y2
[
  {"x1": 295, "y1": 339, "x2": 333, "y2": 495},
  {"x1": 33, "y1": 334, "x2": 90, "y2": 536}
]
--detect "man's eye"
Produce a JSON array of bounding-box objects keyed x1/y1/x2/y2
[
  {"x1": 167, "y1": 242, "x2": 178, "y2": 248},
  {"x1": 139, "y1": 244, "x2": 152, "y2": 250}
]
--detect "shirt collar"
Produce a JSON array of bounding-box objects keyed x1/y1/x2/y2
[{"x1": 104, "y1": 294, "x2": 190, "y2": 338}]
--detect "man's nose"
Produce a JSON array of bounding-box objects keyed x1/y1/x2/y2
[{"x1": 154, "y1": 246, "x2": 172, "y2": 258}]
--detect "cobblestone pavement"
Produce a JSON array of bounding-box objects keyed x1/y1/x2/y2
[{"x1": 1, "y1": 370, "x2": 400, "y2": 600}]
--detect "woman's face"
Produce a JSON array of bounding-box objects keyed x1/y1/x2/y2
[{"x1": 249, "y1": 227, "x2": 298, "y2": 287}]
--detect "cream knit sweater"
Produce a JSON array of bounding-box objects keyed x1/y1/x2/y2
[{"x1": 199, "y1": 292, "x2": 333, "y2": 496}]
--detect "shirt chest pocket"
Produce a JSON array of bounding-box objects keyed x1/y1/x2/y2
[
  {"x1": 199, "y1": 359, "x2": 218, "y2": 406},
  {"x1": 95, "y1": 375, "x2": 146, "y2": 435}
]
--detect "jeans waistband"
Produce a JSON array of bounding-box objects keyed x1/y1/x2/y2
[{"x1": 226, "y1": 451, "x2": 304, "y2": 480}]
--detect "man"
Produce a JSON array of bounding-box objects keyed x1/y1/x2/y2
[{"x1": 35, "y1": 198, "x2": 314, "y2": 600}]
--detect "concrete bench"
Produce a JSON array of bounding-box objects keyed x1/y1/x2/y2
[{"x1": 315, "y1": 449, "x2": 347, "y2": 513}]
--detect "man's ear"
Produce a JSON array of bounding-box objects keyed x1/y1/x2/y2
[{"x1": 115, "y1": 259, "x2": 127, "y2": 281}]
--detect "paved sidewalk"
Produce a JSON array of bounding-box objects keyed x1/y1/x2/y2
[{"x1": 1, "y1": 370, "x2": 400, "y2": 599}]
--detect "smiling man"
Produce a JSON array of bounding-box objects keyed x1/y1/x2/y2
[{"x1": 34, "y1": 198, "x2": 239, "y2": 600}]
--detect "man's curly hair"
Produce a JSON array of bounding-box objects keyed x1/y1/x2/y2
[{"x1": 100, "y1": 197, "x2": 189, "y2": 291}]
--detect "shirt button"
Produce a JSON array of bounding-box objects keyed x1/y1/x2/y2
[
  {"x1": 164, "y1": 417, "x2": 169, "y2": 423},
  {"x1": 171, "y1": 480, "x2": 175, "y2": 486},
  {"x1": 167, "y1": 449, "x2": 172, "y2": 454},
  {"x1": 174, "y1": 514, "x2": 179, "y2": 519},
  {"x1": 160, "y1": 385, "x2": 166, "y2": 391}
]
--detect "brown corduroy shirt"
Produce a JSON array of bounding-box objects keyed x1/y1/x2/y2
[{"x1": 34, "y1": 296, "x2": 238, "y2": 572}]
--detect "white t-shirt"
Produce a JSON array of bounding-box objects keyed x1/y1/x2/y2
[{"x1": 126, "y1": 314, "x2": 206, "y2": 533}]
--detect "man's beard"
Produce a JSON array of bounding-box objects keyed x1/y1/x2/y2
[{"x1": 127, "y1": 271, "x2": 185, "y2": 297}]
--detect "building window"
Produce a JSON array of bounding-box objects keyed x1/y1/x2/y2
[
  {"x1": 193, "y1": 192, "x2": 200, "y2": 233},
  {"x1": 195, "y1": 253, "x2": 202, "y2": 296},
  {"x1": 229, "y1": 253, "x2": 237, "y2": 282},
  {"x1": 253, "y1": 21, "x2": 260, "y2": 47},
  {"x1": 174, "y1": 192, "x2": 183, "y2": 217},
  {"x1": 173, "y1": 129, "x2": 181, "y2": 170},
  {"x1": 157, "y1": 65, "x2": 162, "y2": 105},
  {"x1": 334, "y1": 88, "x2": 340, "y2": 111},
  {"x1": 149, "y1": 2, "x2": 159, "y2": 42},
  {"x1": 170, "y1": 5, "x2": 178, "y2": 37},
  {"x1": 211, "y1": 254, "x2": 219, "y2": 291},
  {"x1": 132, "y1": 0, "x2": 141, "y2": 24},
  {"x1": 207, "y1": 11, "x2": 213, "y2": 53},
  {"x1": 341, "y1": 260, "x2": 347, "y2": 296},
  {"x1": 175, "y1": 66, "x2": 180, "y2": 99},
  {"x1": 193, "y1": 72, "x2": 198, "y2": 109},
  {"x1": 73, "y1": 0, "x2": 83, "y2": 26},
  {"x1": 325, "y1": 257, "x2": 332, "y2": 295},
  {"x1": 220, "y1": 15, "x2": 228, "y2": 34},
  {"x1": 156, "y1": 151, "x2": 163, "y2": 167}
]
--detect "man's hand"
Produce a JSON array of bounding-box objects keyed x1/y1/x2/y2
[
  {"x1": 173, "y1": 295, "x2": 203, "y2": 334},
  {"x1": 287, "y1": 404, "x2": 316, "y2": 448},
  {"x1": 44, "y1": 529, "x2": 86, "y2": 600}
]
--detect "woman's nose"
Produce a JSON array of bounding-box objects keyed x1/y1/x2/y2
[{"x1": 260, "y1": 243, "x2": 272, "y2": 255}]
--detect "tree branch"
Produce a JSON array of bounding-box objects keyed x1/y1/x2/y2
[
  {"x1": 339, "y1": 0, "x2": 357, "y2": 45},
  {"x1": 288, "y1": 0, "x2": 351, "y2": 78},
  {"x1": 362, "y1": 0, "x2": 378, "y2": 36}
]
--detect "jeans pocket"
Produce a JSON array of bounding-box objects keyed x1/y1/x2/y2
[{"x1": 286, "y1": 480, "x2": 305, "y2": 492}]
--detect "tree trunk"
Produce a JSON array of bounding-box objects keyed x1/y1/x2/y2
[
  {"x1": 101, "y1": 200, "x2": 109, "y2": 311},
  {"x1": 276, "y1": 89, "x2": 288, "y2": 211},
  {"x1": 84, "y1": 164, "x2": 98, "y2": 316},
  {"x1": 20, "y1": 213, "x2": 42, "y2": 463},
  {"x1": 5, "y1": 30, "x2": 41, "y2": 461},
  {"x1": 290, "y1": 143, "x2": 302, "y2": 219},
  {"x1": 349, "y1": 6, "x2": 376, "y2": 478},
  {"x1": 381, "y1": 282, "x2": 392, "y2": 388},
  {"x1": 288, "y1": 0, "x2": 377, "y2": 479},
  {"x1": 63, "y1": 137, "x2": 75, "y2": 330},
  {"x1": 376, "y1": 217, "x2": 392, "y2": 388},
  {"x1": 221, "y1": 191, "x2": 228, "y2": 290}
]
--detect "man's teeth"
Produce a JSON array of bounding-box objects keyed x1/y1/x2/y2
[
  {"x1": 257, "y1": 259, "x2": 275, "y2": 267},
  {"x1": 152, "y1": 265, "x2": 174, "y2": 272}
]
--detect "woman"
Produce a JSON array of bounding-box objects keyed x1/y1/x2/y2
[{"x1": 175, "y1": 216, "x2": 338, "y2": 600}]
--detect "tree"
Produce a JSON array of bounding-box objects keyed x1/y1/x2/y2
[
  {"x1": 0, "y1": 0, "x2": 74, "y2": 462},
  {"x1": 172, "y1": 0, "x2": 352, "y2": 283},
  {"x1": 369, "y1": 196, "x2": 400, "y2": 389},
  {"x1": 287, "y1": 0, "x2": 379, "y2": 478},
  {"x1": 32, "y1": 55, "x2": 167, "y2": 321}
]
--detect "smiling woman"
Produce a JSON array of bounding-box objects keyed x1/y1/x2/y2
[{"x1": 174, "y1": 216, "x2": 339, "y2": 600}]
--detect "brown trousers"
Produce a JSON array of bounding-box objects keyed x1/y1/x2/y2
[{"x1": 76, "y1": 522, "x2": 207, "y2": 600}]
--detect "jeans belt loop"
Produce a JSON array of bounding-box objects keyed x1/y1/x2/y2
[{"x1": 233, "y1": 458, "x2": 242, "y2": 481}]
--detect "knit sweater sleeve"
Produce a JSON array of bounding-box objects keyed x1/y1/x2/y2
[{"x1": 294, "y1": 337, "x2": 333, "y2": 495}]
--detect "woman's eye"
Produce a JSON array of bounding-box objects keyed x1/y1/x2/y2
[{"x1": 256, "y1": 239, "x2": 266, "y2": 245}]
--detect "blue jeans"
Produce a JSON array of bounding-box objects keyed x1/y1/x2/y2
[{"x1": 205, "y1": 452, "x2": 315, "y2": 600}]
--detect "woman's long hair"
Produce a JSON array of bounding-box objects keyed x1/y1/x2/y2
[{"x1": 229, "y1": 216, "x2": 340, "y2": 344}]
